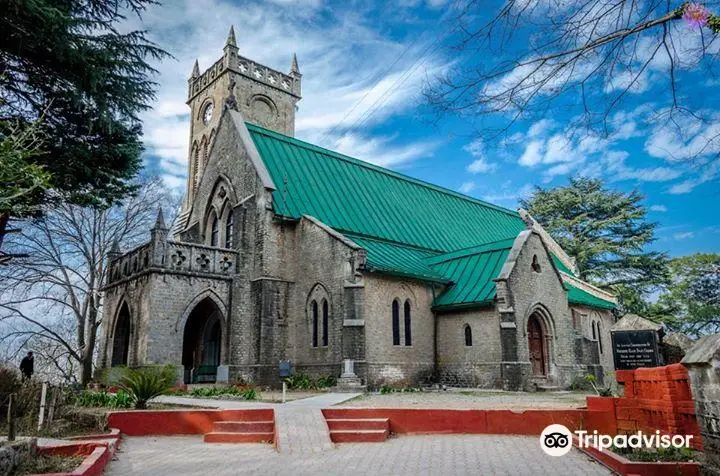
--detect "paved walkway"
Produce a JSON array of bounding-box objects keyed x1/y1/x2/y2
[
  {"x1": 154, "y1": 392, "x2": 360, "y2": 454},
  {"x1": 106, "y1": 434, "x2": 610, "y2": 475}
]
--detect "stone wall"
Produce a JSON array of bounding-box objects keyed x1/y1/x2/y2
[
  {"x1": 436, "y1": 308, "x2": 503, "y2": 387},
  {"x1": 497, "y1": 231, "x2": 580, "y2": 390},
  {"x1": 0, "y1": 438, "x2": 36, "y2": 476},
  {"x1": 682, "y1": 334, "x2": 720, "y2": 474},
  {"x1": 362, "y1": 275, "x2": 435, "y2": 387}
]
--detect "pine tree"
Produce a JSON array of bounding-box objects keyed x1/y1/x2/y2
[
  {"x1": 0, "y1": 0, "x2": 169, "y2": 245},
  {"x1": 520, "y1": 177, "x2": 669, "y2": 308}
]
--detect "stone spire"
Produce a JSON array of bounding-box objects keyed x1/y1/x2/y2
[
  {"x1": 108, "y1": 239, "x2": 121, "y2": 259},
  {"x1": 290, "y1": 53, "x2": 301, "y2": 76},
  {"x1": 190, "y1": 59, "x2": 200, "y2": 78},
  {"x1": 225, "y1": 25, "x2": 237, "y2": 48},
  {"x1": 153, "y1": 207, "x2": 167, "y2": 230}
]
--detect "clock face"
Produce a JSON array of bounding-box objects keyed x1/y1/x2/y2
[{"x1": 202, "y1": 103, "x2": 213, "y2": 125}]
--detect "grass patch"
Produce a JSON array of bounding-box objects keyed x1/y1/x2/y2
[
  {"x1": 610, "y1": 445, "x2": 695, "y2": 462},
  {"x1": 17, "y1": 454, "x2": 84, "y2": 475}
]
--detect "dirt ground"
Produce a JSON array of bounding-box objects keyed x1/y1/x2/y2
[{"x1": 339, "y1": 389, "x2": 594, "y2": 409}]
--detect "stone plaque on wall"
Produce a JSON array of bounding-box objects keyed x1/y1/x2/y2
[{"x1": 611, "y1": 330, "x2": 660, "y2": 370}]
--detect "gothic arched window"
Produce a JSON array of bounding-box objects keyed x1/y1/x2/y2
[
  {"x1": 592, "y1": 321, "x2": 597, "y2": 340},
  {"x1": 598, "y1": 322, "x2": 603, "y2": 354},
  {"x1": 225, "y1": 210, "x2": 234, "y2": 248},
  {"x1": 464, "y1": 324, "x2": 473, "y2": 347},
  {"x1": 193, "y1": 146, "x2": 200, "y2": 190},
  {"x1": 322, "y1": 299, "x2": 329, "y2": 347},
  {"x1": 210, "y1": 212, "x2": 219, "y2": 246},
  {"x1": 311, "y1": 300, "x2": 318, "y2": 348},
  {"x1": 392, "y1": 299, "x2": 400, "y2": 346},
  {"x1": 202, "y1": 137, "x2": 209, "y2": 164},
  {"x1": 404, "y1": 300, "x2": 412, "y2": 346}
]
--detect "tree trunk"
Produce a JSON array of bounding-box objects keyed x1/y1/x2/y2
[{"x1": 0, "y1": 212, "x2": 9, "y2": 252}]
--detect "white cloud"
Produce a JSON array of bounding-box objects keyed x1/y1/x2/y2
[
  {"x1": 673, "y1": 232, "x2": 695, "y2": 240},
  {"x1": 458, "y1": 181, "x2": 476, "y2": 194},
  {"x1": 669, "y1": 161, "x2": 720, "y2": 194},
  {"x1": 463, "y1": 139, "x2": 497, "y2": 173},
  {"x1": 125, "y1": 0, "x2": 448, "y2": 187},
  {"x1": 333, "y1": 133, "x2": 440, "y2": 168},
  {"x1": 527, "y1": 119, "x2": 554, "y2": 138},
  {"x1": 482, "y1": 181, "x2": 534, "y2": 203},
  {"x1": 646, "y1": 111, "x2": 720, "y2": 162},
  {"x1": 518, "y1": 140, "x2": 545, "y2": 167},
  {"x1": 649, "y1": 205, "x2": 668, "y2": 212}
]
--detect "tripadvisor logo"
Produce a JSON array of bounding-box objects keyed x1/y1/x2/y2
[{"x1": 540, "y1": 424, "x2": 694, "y2": 456}]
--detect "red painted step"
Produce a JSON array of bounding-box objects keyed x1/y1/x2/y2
[
  {"x1": 204, "y1": 432, "x2": 274, "y2": 443},
  {"x1": 329, "y1": 429, "x2": 389, "y2": 443},
  {"x1": 326, "y1": 418, "x2": 389, "y2": 431},
  {"x1": 213, "y1": 421, "x2": 274, "y2": 433}
]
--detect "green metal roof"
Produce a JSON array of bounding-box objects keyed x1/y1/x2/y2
[
  {"x1": 551, "y1": 255, "x2": 575, "y2": 276},
  {"x1": 248, "y1": 123, "x2": 526, "y2": 252},
  {"x1": 429, "y1": 240, "x2": 514, "y2": 310},
  {"x1": 346, "y1": 234, "x2": 447, "y2": 283},
  {"x1": 565, "y1": 282, "x2": 616, "y2": 310},
  {"x1": 246, "y1": 123, "x2": 615, "y2": 311}
]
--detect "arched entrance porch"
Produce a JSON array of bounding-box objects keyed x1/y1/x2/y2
[
  {"x1": 182, "y1": 297, "x2": 223, "y2": 383},
  {"x1": 111, "y1": 302, "x2": 131, "y2": 367}
]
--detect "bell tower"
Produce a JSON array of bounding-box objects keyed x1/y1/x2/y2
[{"x1": 181, "y1": 25, "x2": 302, "y2": 213}]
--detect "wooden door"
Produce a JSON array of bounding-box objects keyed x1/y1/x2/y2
[{"x1": 528, "y1": 315, "x2": 546, "y2": 376}]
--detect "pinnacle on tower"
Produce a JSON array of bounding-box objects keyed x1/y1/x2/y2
[
  {"x1": 225, "y1": 25, "x2": 237, "y2": 48},
  {"x1": 109, "y1": 239, "x2": 121, "y2": 255},
  {"x1": 191, "y1": 59, "x2": 200, "y2": 78},
  {"x1": 153, "y1": 207, "x2": 167, "y2": 230},
  {"x1": 290, "y1": 53, "x2": 301, "y2": 75}
]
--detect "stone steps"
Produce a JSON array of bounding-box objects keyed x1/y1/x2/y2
[
  {"x1": 203, "y1": 419, "x2": 275, "y2": 444},
  {"x1": 326, "y1": 417, "x2": 390, "y2": 443},
  {"x1": 203, "y1": 432, "x2": 274, "y2": 443}
]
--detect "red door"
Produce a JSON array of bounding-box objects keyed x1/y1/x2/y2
[{"x1": 528, "y1": 315, "x2": 546, "y2": 376}]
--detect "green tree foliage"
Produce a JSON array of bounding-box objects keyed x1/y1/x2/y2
[
  {"x1": 520, "y1": 177, "x2": 669, "y2": 307},
  {"x1": 0, "y1": 0, "x2": 168, "y2": 212},
  {"x1": 654, "y1": 254, "x2": 720, "y2": 337}
]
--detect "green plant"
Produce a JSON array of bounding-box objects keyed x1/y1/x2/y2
[
  {"x1": 315, "y1": 376, "x2": 337, "y2": 389},
  {"x1": 117, "y1": 366, "x2": 176, "y2": 409},
  {"x1": 283, "y1": 374, "x2": 314, "y2": 390},
  {"x1": 380, "y1": 384, "x2": 393, "y2": 394},
  {"x1": 242, "y1": 388, "x2": 257, "y2": 400},
  {"x1": 585, "y1": 374, "x2": 615, "y2": 397}
]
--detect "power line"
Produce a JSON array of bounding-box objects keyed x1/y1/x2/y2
[
  {"x1": 319, "y1": 39, "x2": 419, "y2": 143},
  {"x1": 334, "y1": 28, "x2": 454, "y2": 145}
]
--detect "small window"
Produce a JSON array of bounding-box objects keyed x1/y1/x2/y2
[
  {"x1": 311, "y1": 300, "x2": 318, "y2": 348},
  {"x1": 322, "y1": 299, "x2": 329, "y2": 347},
  {"x1": 404, "y1": 300, "x2": 412, "y2": 346},
  {"x1": 597, "y1": 322, "x2": 603, "y2": 354},
  {"x1": 592, "y1": 321, "x2": 596, "y2": 340},
  {"x1": 392, "y1": 299, "x2": 400, "y2": 346},
  {"x1": 531, "y1": 255, "x2": 541, "y2": 273},
  {"x1": 210, "y1": 212, "x2": 219, "y2": 246},
  {"x1": 464, "y1": 325, "x2": 472, "y2": 347},
  {"x1": 225, "y1": 210, "x2": 234, "y2": 248}
]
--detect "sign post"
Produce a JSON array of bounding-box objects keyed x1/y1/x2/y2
[
  {"x1": 279, "y1": 360, "x2": 291, "y2": 404},
  {"x1": 611, "y1": 330, "x2": 660, "y2": 370}
]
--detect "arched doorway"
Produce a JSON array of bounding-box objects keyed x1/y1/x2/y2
[
  {"x1": 182, "y1": 297, "x2": 223, "y2": 383},
  {"x1": 527, "y1": 313, "x2": 547, "y2": 376},
  {"x1": 111, "y1": 302, "x2": 131, "y2": 367}
]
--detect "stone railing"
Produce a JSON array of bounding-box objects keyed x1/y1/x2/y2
[{"x1": 107, "y1": 240, "x2": 238, "y2": 285}]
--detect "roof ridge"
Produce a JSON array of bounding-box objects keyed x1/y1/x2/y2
[
  {"x1": 246, "y1": 123, "x2": 521, "y2": 219},
  {"x1": 425, "y1": 237, "x2": 516, "y2": 265},
  {"x1": 343, "y1": 231, "x2": 443, "y2": 254}
]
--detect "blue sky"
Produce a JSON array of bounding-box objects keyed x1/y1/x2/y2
[{"x1": 128, "y1": 0, "x2": 719, "y2": 257}]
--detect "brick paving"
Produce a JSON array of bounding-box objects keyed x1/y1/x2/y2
[
  {"x1": 107, "y1": 392, "x2": 610, "y2": 474},
  {"x1": 106, "y1": 434, "x2": 610, "y2": 475}
]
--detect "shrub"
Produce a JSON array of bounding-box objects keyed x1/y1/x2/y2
[
  {"x1": 315, "y1": 376, "x2": 337, "y2": 389},
  {"x1": 72, "y1": 390, "x2": 133, "y2": 409},
  {"x1": 188, "y1": 385, "x2": 258, "y2": 400},
  {"x1": 116, "y1": 366, "x2": 176, "y2": 409},
  {"x1": 283, "y1": 374, "x2": 336, "y2": 390}
]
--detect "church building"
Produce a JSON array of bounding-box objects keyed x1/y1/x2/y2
[{"x1": 98, "y1": 27, "x2": 618, "y2": 391}]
